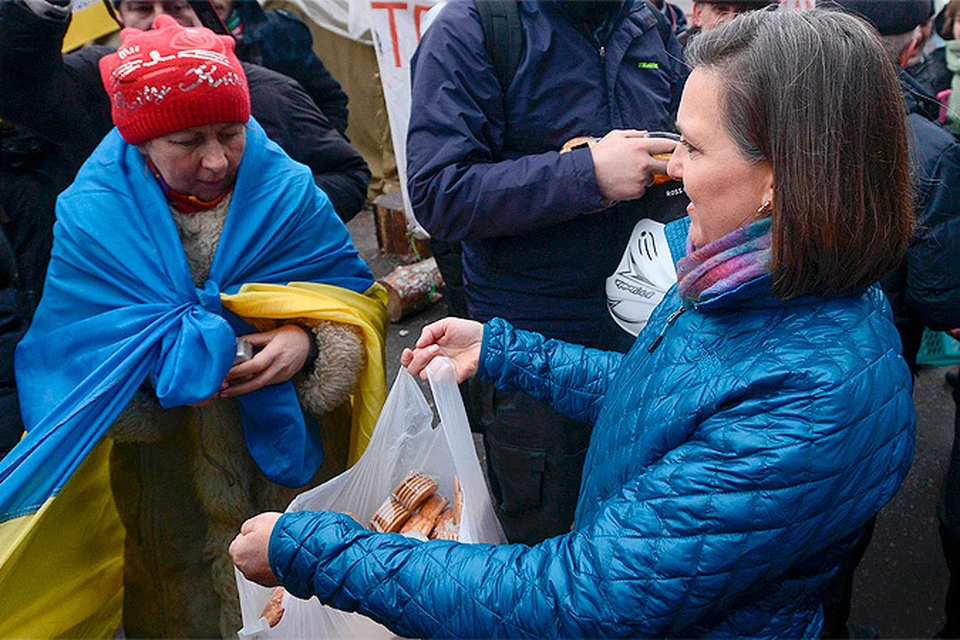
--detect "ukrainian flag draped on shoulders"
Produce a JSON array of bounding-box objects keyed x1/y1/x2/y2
[{"x1": 0, "y1": 118, "x2": 388, "y2": 637}]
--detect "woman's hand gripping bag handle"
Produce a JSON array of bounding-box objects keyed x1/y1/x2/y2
[{"x1": 235, "y1": 357, "x2": 504, "y2": 639}]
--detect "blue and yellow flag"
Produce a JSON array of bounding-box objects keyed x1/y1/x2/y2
[
  {"x1": 1, "y1": 119, "x2": 387, "y2": 636},
  {"x1": 63, "y1": 0, "x2": 118, "y2": 52}
]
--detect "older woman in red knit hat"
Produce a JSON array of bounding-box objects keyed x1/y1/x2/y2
[{"x1": 14, "y1": 14, "x2": 385, "y2": 637}]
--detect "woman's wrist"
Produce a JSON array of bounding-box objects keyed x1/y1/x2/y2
[{"x1": 295, "y1": 324, "x2": 320, "y2": 373}]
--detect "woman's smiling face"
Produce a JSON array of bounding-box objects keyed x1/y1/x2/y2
[
  {"x1": 667, "y1": 67, "x2": 774, "y2": 249},
  {"x1": 139, "y1": 122, "x2": 246, "y2": 201}
]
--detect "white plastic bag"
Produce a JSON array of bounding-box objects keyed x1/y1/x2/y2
[{"x1": 236, "y1": 357, "x2": 506, "y2": 639}]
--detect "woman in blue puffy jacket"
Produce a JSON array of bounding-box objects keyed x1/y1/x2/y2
[{"x1": 231, "y1": 9, "x2": 916, "y2": 638}]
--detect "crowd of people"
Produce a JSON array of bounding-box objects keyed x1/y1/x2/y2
[{"x1": 0, "y1": 0, "x2": 958, "y2": 638}]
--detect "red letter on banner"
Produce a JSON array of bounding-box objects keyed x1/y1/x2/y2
[
  {"x1": 413, "y1": 4, "x2": 432, "y2": 41},
  {"x1": 371, "y1": 1, "x2": 408, "y2": 67}
]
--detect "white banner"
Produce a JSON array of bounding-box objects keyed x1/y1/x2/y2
[
  {"x1": 279, "y1": 0, "x2": 374, "y2": 44},
  {"x1": 367, "y1": 0, "x2": 440, "y2": 233}
]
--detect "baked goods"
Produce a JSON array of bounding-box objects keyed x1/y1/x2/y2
[
  {"x1": 393, "y1": 471, "x2": 438, "y2": 512},
  {"x1": 399, "y1": 494, "x2": 448, "y2": 536},
  {"x1": 365, "y1": 471, "x2": 462, "y2": 541},
  {"x1": 370, "y1": 471, "x2": 440, "y2": 532},
  {"x1": 430, "y1": 508, "x2": 459, "y2": 541},
  {"x1": 370, "y1": 496, "x2": 413, "y2": 533},
  {"x1": 452, "y1": 476, "x2": 463, "y2": 526},
  {"x1": 261, "y1": 587, "x2": 285, "y2": 627}
]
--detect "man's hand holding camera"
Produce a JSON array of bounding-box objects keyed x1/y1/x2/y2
[{"x1": 591, "y1": 130, "x2": 678, "y2": 202}]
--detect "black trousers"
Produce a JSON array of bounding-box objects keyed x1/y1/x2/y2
[
  {"x1": 466, "y1": 378, "x2": 592, "y2": 545},
  {"x1": 937, "y1": 380, "x2": 960, "y2": 637},
  {"x1": 819, "y1": 517, "x2": 878, "y2": 638},
  {"x1": 0, "y1": 286, "x2": 24, "y2": 459},
  {"x1": 430, "y1": 239, "x2": 468, "y2": 319}
]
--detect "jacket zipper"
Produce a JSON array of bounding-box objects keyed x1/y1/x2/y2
[
  {"x1": 647, "y1": 304, "x2": 686, "y2": 353},
  {"x1": 599, "y1": 45, "x2": 609, "y2": 124}
]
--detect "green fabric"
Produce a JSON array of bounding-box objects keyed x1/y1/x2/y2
[{"x1": 946, "y1": 41, "x2": 960, "y2": 135}]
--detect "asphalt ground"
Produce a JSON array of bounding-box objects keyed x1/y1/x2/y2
[
  {"x1": 347, "y1": 206, "x2": 957, "y2": 638},
  {"x1": 850, "y1": 366, "x2": 955, "y2": 638}
]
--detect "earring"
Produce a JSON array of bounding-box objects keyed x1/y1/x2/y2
[{"x1": 756, "y1": 200, "x2": 772, "y2": 216}]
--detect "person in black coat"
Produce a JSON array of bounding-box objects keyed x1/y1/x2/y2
[
  {"x1": 827, "y1": 2, "x2": 960, "y2": 637},
  {"x1": 0, "y1": 224, "x2": 23, "y2": 459},
  {"x1": 207, "y1": 0, "x2": 351, "y2": 138},
  {"x1": 0, "y1": 0, "x2": 369, "y2": 223},
  {"x1": 0, "y1": 119, "x2": 73, "y2": 458}
]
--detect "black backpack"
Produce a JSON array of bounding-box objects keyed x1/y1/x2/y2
[
  {"x1": 475, "y1": 0, "x2": 525, "y2": 92},
  {"x1": 476, "y1": 0, "x2": 674, "y2": 91},
  {"x1": 474, "y1": 0, "x2": 689, "y2": 226}
]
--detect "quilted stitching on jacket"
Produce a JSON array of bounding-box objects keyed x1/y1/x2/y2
[{"x1": 270, "y1": 283, "x2": 914, "y2": 638}]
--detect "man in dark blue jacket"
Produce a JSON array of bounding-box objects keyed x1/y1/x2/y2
[
  {"x1": 407, "y1": 0, "x2": 688, "y2": 544},
  {"x1": 900, "y1": 73, "x2": 960, "y2": 640},
  {"x1": 898, "y1": 66, "x2": 960, "y2": 640}
]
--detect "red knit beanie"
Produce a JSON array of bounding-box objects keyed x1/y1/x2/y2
[{"x1": 98, "y1": 14, "x2": 251, "y2": 145}]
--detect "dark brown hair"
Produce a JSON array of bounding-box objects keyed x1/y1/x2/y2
[
  {"x1": 685, "y1": 8, "x2": 914, "y2": 299},
  {"x1": 940, "y1": 0, "x2": 959, "y2": 40}
]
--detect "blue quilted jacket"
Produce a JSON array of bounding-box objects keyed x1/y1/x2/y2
[{"x1": 269, "y1": 275, "x2": 915, "y2": 638}]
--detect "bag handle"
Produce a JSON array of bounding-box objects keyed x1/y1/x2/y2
[{"x1": 426, "y1": 358, "x2": 506, "y2": 543}]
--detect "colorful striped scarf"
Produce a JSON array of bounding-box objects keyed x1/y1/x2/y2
[{"x1": 677, "y1": 216, "x2": 772, "y2": 303}]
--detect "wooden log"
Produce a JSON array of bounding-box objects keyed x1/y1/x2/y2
[
  {"x1": 407, "y1": 228, "x2": 432, "y2": 261},
  {"x1": 372, "y1": 191, "x2": 432, "y2": 258},
  {"x1": 378, "y1": 257, "x2": 445, "y2": 322}
]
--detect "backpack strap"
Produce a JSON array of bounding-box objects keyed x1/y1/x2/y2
[
  {"x1": 642, "y1": 0, "x2": 673, "y2": 48},
  {"x1": 476, "y1": 0, "x2": 524, "y2": 91}
]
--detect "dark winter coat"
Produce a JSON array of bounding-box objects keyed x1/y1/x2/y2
[
  {"x1": 0, "y1": 0, "x2": 369, "y2": 222},
  {"x1": 881, "y1": 72, "x2": 960, "y2": 364},
  {"x1": 907, "y1": 46, "x2": 953, "y2": 96},
  {"x1": 0, "y1": 229, "x2": 23, "y2": 459},
  {"x1": 226, "y1": 0, "x2": 350, "y2": 137}
]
